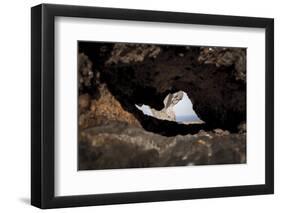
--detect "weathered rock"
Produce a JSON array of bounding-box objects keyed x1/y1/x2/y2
[
  {"x1": 77, "y1": 52, "x2": 209, "y2": 135},
  {"x1": 79, "y1": 93, "x2": 91, "y2": 112},
  {"x1": 79, "y1": 84, "x2": 141, "y2": 129},
  {"x1": 213, "y1": 128, "x2": 230, "y2": 136},
  {"x1": 238, "y1": 122, "x2": 247, "y2": 134},
  {"x1": 150, "y1": 91, "x2": 184, "y2": 121},
  {"x1": 106, "y1": 43, "x2": 161, "y2": 64},
  {"x1": 198, "y1": 47, "x2": 246, "y2": 82},
  {"x1": 79, "y1": 123, "x2": 246, "y2": 170},
  {"x1": 78, "y1": 53, "x2": 94, "y2": 92},
  {"x1": 101, "y1": 44, "x2": 246, "y2": 130},
  {"x1": 78, "y1": 44, "x2": 247, "y2": 170}
]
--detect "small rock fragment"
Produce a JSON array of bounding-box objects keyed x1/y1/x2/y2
[
  {"x1": 79, "y1": 94, "x2": 91, "y2": 111},
  {"x1": 213, "y1": 128, "x2": 230, "y2": 136},
  {"x1": 238, "y1": 122, "x2": 246, "y2": 134}
]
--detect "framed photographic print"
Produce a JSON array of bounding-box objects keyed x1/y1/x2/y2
[{"x1": 31, "y1": 4, "x2": 274, "y2": 209}]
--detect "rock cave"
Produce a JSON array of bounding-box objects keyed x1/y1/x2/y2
[
  {"x1": 78, "y1": 42, "x2": 246, "y2": 170},
  {"x1": 136, "y1": 91, "x2": 202, "y2": 123}
]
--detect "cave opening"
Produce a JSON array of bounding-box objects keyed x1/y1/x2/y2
[
  {"x1": 78, "y1": 42, "x2": 246, "y2": 137},
  {"x1": 78, "y1": 42, "x2": 247, "y2": 170},
  {"x1": 136, "y1": 91, "x2": 202, "y2": 125},
  {"x1": 133, "y1": 91, "x2": 208, "y2": 136}
]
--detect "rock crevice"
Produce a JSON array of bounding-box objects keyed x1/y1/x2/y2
[
  {"x1": 99, "y1": 44, "x2": 246, "y2": 131},
  {"x1": 78, "y1": 42, "x2": 247, "y2": 169}
]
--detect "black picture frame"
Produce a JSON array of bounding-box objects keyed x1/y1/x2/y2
[{"x1": 31, "y1": 3, "x2": 274, "y2": 209}]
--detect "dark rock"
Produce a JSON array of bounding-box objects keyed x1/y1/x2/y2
[
  {"x1": 79, "y1": 123, "x2": 246, "y2": 170},
  {"x1": 213, "y1": 128, "x2": 230, "y2": 136},
  {"x1": 198, "y1": 47, "x2": 246, "y2": 82},
  {"x1": 79, "y1": 84, "x2": 141, "y2": 129},
  {"x1": 77, "y1": 43, "x2": 247, "y2": 170},
  {"x1": 79, "y1": 93, "x2": 91, "y2": 112},
  {"x1": 101, "y1": 44, "x2": 246, "y2": 130},
  {"x1": 106, "y1": 43, "x2": 161, "y2": 64},
  {"x1": 238, "y1": 122, "x2": 247, "y2": 134},
  {"x1": 78, "y1": 53, "x2": 94, "y2": 92}
]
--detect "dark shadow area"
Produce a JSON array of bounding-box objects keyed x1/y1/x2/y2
[{"x1": 102, "y1": 84, "x2": 226, "y2": 136}]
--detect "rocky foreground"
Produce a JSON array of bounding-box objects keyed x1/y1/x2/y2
[{"x1": 79, "y1": 122, "x2": 246, "y2": 170}]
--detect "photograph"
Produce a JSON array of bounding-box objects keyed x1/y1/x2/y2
[
  {"x1": 30, "y1": 3, "x2": 274, "y2": 209},
  {"x1": 78, "y1": 42, "x2": 247, "y2": 170}
]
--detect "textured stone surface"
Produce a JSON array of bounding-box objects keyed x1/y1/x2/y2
[
  {"x1": 78, "y1": 53, "x2": 94, "y2": 92},
  {"x1": 150, "y1": 91, "x2": 184, "y2": 121},
  {"x1": 78, "y1": 43, "x2": 247, "y2": 170},
  {"x1": 106, "y1": 44, "x2": 161, "y2": 64},
  {"x1": 198, "y1": 47, "x2": 246, "y2": 82},
  {"x1": 79, "y1": 84, "x2": 141, "y2": 129},
  {"x1": 102, "y1": 44, "x2": 246, "y2": 130},
  {"x1": 79, "y1": 123, "x2": 246, "y2": 170}
]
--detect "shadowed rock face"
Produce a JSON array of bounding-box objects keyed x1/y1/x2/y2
[
  {"x1": 80, "y1": 43, "x2": 246, "y2": 131},
  {"x1": 79, "y1": 123, "x2": 246, "y2": 170},
  {"x1": 150, "y1": 91, "x2": 184, "y2": 121},
  {"x1": 102, "y1": 44, "x2": 246, "y2": 130},
  {"x1": 78, "y1": 42, "x2": 247, "y2": 169}
]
